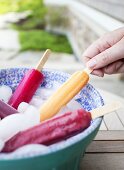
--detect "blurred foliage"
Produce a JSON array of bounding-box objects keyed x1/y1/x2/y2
[
  {"x1": 16, "y1": 0, "x2": 47, "y2": 29},
  {"x1": 0, "y1": 0, "x2": 47, "y2": 29},
  {"x1": 0, "y1": 0, "x2": 18, "y2": 14},
  {"x1": 0, "y1": 0, "x2": 72, "y2": 53},
  {"x1": 12, "y1": 17, "x2": 46, "y2": 30},
  {"x1": 20, "y1": 30, "x2": 73, "y2": 53}
]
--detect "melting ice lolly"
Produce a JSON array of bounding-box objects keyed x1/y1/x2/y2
[
  {"x1": 39, "y1": 68, "x2": 92, "y2": 121},
  {"x1": 0, "y1": 100, "x2": 18, "y2": 119},
  {"x1": 8, "y1": 49, "x2": 51, "y2": 109},
  {"x1": 2, "y1": 102, "x2": 121, "y2": 152}
]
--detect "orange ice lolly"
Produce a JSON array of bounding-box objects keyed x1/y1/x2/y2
[
  {"x1": 8, "y1": 49, "x2": 51, "y2": 109},
  {"x1": 40, "y1": 68, "x2": 92, "y2": 121}
]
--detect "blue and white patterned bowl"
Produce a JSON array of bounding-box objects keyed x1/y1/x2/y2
[{"x1": 0, "y1": 68, "x2": 104, "y2": 170}]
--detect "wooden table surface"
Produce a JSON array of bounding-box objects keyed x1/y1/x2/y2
[{"x1": 81, "y1": 90, "x2": 124, "y2": 170}]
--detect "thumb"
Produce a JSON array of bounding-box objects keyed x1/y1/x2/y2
[{"x1": 86, "y1": 38, "x2": 124, "y2": 70}]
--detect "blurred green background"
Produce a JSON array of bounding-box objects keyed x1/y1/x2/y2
[{"x1": 0, "y1": 0, "x2": 72, "y2": 53}]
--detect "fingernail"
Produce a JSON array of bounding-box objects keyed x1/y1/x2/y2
[{"x1": 87, "y1": 59, "x2": 96, "y2": 69}]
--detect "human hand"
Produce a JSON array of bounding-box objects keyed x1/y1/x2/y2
[{"x1": 83, "y1": 27, "x2": 124, "y2": 77}]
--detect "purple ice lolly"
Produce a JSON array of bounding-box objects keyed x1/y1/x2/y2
[{"x1": 0, "y1": 100, "x2": 18, "y2": 119}]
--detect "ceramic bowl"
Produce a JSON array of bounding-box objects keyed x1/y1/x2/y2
[{"x1": 0, "y1": 68, "x2": 104, "y2": 170}]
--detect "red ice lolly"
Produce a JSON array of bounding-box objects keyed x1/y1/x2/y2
[
  {"x1": 2, "y1": 109, "x2": 92, "y2": 152},
  {"x1": 8, "y1": 49, "x2": 51, "y2": 109},
  {"x1": 2, "y1": 102, "x2": 120, "y2": 152}
]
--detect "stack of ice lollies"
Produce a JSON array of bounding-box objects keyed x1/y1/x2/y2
[{"x1": 0, "y1": 49, "x2": 121, "y2": 152}]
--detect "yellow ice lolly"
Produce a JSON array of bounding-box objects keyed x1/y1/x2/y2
[{"x1": 40, "y1": 68, "x2": 92, "y2": 121}]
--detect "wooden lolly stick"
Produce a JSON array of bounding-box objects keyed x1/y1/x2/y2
[
  {"x1": 91, "y1": 102, "x2": 122, "y2": 119},
  {"x1": 35, "y1": 49, "x2": 51, "y2": 72},
  {"x1": 84, "y1": 67, "x2": 93, "y2": 75}
]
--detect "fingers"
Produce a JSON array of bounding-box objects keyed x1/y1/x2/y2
[
  {"x1": 91, "y1": 69, "x2": 104, "y2": 77},
  {"x1": 83, "y1": 27, "x2": 124, "y2": 60},
  {"x1": 89, "y1": 60, "x2": 124, "y2": 76},
  {"x1": 83, "y1": 37, "x2": 111, "y2": 60},
  {"x1": 86, "y1": 38, "x2": 124, "y2": 70},
  {"x1": 103, "y1": 60, "x2": 124, "y2": 74},
  {"x1": 82, "y1": 27, "x2": 124, "y2": 76}
]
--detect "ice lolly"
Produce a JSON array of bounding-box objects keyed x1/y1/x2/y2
[
  {"x1": 0, "y1": 100, "x2": 18, "y2": 119},
  {"x1": 8, "y1": 49, "x2": 51, "y2": 109},
  {"x1": 2, "y1": 102, "x2": 121, "y2": 152},
  {"x1": 39, "y1": 68, "x2": 92, "y2": 121},
  {"x1": 2, "y1": 109, "x2": 91, "y2": 152}
]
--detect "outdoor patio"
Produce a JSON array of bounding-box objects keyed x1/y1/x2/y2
[{"x1": 0, "y1": 0, "x2": 124, "y2": 169}]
